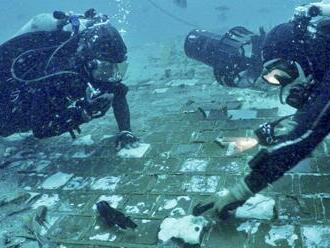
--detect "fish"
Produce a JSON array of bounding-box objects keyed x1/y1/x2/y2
[
  {"x1": 173, "y1": 0, "x2": 187, "y2": 8},
  {"x1": 215, "y1": 5, "x2": 230, "y2": 12},
  {"x1": 96, "y1": 201, "x2": 137, "y2": 229},
  {"x1": 23, "y1": 206, "x2": 55, "y2": 248},
  {"x1": 34, "y1": 205, "x2": 49, "y2": 228}
]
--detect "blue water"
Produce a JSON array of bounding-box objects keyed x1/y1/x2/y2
[{"x1": 0, "y1": 0, "x2": 309, "y2": 46}]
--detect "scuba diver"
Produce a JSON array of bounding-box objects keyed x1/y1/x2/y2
[
  {"x1": 0, "y1": 9, "x2": 139, "y2": 150},
  {"x1": 184, "y1": 25, "x2": 266, "y2": 88},
  {"x1": 193, "y1": 0, "x2": 330, "y2": 218}
]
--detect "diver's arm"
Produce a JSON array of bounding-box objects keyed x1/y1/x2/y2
[
  {"x1": 246, "y1": 72, "x2": 330, "y2": 193},
  {"x1": 107, "y1": 82, "x2": 131, "y2": 132},
  {"x1": 193, "y1": 71, "x2": 330, "y2": 217}
]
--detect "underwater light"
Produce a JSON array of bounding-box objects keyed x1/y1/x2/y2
[
  {"x1": 233, "y1": 137, "x2": 258, "y2": 152},
  {"x1": 262, "y1": 69, "x2": 286, "y2": 85},
  {"x1": 216, "y1": 137, "x2": 258, "y2": 154}
]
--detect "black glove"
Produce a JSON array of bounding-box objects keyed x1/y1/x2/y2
[
  {"x1": 85, "y1": 92, "x2": 114, "y2": 119},
  {"x1": 286, "y1": 83, "x2": 311, "y2": 109},
  {"x1": 115, "y1": 131, "x2": 139, "y2": 150}
]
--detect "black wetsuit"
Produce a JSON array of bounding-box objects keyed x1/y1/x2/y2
[
  {"x1": 245, "y1": 20, "x2": 330, "y2": 192},
  {"x1": 0, "y1": 30, "x2": 130, "y2": 138}
]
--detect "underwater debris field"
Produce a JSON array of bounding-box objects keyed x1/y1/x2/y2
[{"x1": 1, "y1": 40, "x2": 330, "y2": 247}]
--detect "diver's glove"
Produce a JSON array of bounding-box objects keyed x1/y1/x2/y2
[
  {"x1": 193, "y1": 179, "x2": 253, "y2": 219},
  {"x1": 115, "y1": 131, "x2": 139, "y2": 150}
]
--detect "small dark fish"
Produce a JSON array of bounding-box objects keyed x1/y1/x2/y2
[
  {"x1": 173, "y1": 0, "x2": 187, "y2": 8},
  {"x1": 215, "y1": 5, "x2": 230, "y2": 12},
  {"x1": 34, "y1": 205, "x2": 48, "y2": 227},
  {"x1": 96, "y1": 201, "x2": 137, "y2": 230}
]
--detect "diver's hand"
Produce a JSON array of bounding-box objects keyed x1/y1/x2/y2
[
  {"x1": 86, "y1": 93, "x2": 114, "y2": 118},
  {"x1": 193, "y1": 179, "x2": 253, "y2": 219},
  {"x1": 115, "y1": 131, "x2": 139, "y2": 150}
]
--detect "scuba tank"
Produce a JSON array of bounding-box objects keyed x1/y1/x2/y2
[{"x1": 10, "y1": 9, "x2": 111, "y2": 85}]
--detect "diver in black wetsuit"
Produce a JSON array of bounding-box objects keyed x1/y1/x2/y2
[
  {"x1": 193, "y1": 2, "x2": 330, "y2": 218},
  {"x1": 0, "y1": 10, "x2": 138, "y2": 149}
]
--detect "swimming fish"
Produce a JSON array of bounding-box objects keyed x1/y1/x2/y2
[
  {"x1": 215, "y1": 5, "x2": 230, "y2": 12},
  {"x1": 173, "y1": 0, "x2": 187, "y2": 8},
  {"x1": 96, "y1": 201, "x2": 137, "y2": 229}
]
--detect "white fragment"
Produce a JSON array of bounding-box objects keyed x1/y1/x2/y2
[
  {"x1": 32, "y1": 194, "x2": 59, "y2": 209},
  {"x1": 226, "y1": 142, "x2": 237, "y2": 156},
  {"x1": 35, "y1": 160, "x2": 51, "y2": 172},
  {"x1": 185, "y1": 176, "x2": 219, "y2": 193},
  {"x1": 93, "y1": 195, "x2": 123, "y2": 210},
  {"x1": 118, "y1": 143, "x2": 150, "y2": 158},
  {"x1": 177, "y1": 196, "x2": 191, "y2": 201},
  {"x1": 237, "y1": 220, "x2": 261, "y2": 235},
  {"x1": 235, "y1": 194, "x2": 275, "y2": 220},
  {"x1": 170, "y1": 207, "x2": 186, "y2": 216},
  {"x1": 125, "y1": 205, "x2": 141, "y2": 214},
  {"x1": 89, "y1": 233, "x2": 116, "y2": 242},
  {"x1": 3, "y1": 147, "x2": 17, "y2": 157},
  {"x1": 153, "y1": 88, "x2": 169, "y2": 94},
  {"x1": 91, "y1": 177, "x2": 121, "y2": 191},
  {"x1": 41, "y1": 172, "x2": 74, "y2": 189},
  {"x1": 302, "y1": 225, "x2": 330, "y2": 248},
  {"x1": 101, "y1": 134, "x2": 114, "y2": 141},
  {"x1": 63, "y1": 177, "x2": 94, "y2": 190},
  {"x1": 125, "y1": 202, "x2": 146, "y2": 214},
  {"x1": 180, "y1": 159, "x2": 208, "y2": 172},
  {"x1": 73, "y1": 134, "x2": 94, "y2": 146},
  {"x1": 158, "y1": 215, "x2": 208, "y2": 244},
  {"x1": 166, "y1": 79, "x2": 198, "y2": 87},
  {"x1": 163, "y1": 199, "x2": 178, "y2": 210},
  {"x1": 72, "y1": 150, "x2": 94, "y2": 158},
  {"x1": 265, "y1": 225, "x2": 298, "y2": 247}
]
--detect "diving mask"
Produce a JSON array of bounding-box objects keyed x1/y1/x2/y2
[
  {"x1": 261, "y1": 59, "x2": 299, "y2": 86},
  {"x1": 91, "y1": 59, "x2": 128, "y2": 83}
]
